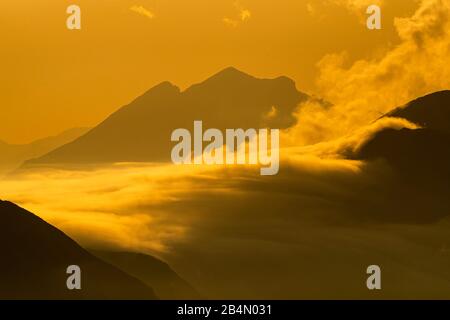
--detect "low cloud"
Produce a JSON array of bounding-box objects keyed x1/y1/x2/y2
[
  {"x1": 2, "y1": 154, "x2": 450, "y2": 298},
  {"x1": 285, "y1": 116, "x2": 420, "y2": 158}
]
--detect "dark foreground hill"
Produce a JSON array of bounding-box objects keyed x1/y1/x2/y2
[
  {"x1": 91, "y1": 250, "x2": 201, "y2": 300},
  {"x1": 0, "y1": 200, "x2": 156, "y2": 299},
  {"x1": 24, "y1": 67, "x2": 307, "y2": 166}
]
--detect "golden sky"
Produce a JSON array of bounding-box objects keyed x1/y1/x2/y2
[{"x1": 0, "y1": 0, "x2": 417, "y2": 144}]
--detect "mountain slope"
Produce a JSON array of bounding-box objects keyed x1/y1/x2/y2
[
  {"x1": 354, "y1": 90, "x2": 450, "y2": 222},
  {"x1": 386, "y1": 90, "x2": 450, "y2": 134},
  {"x1": 358, "y1": 90, "x2": 450, "y2": 166},
  {"x1": 25, "y1": 67, "x2": 307, "y2": 166},
  {"x1": 0, "y1": 200, "x2": 156, "y2": 299},
  {"x1": 0, "y1": 127, "x2": 89, "y2": 175},
  {"x1": 91, "y1": 250, "x2": 202, "y2": 300}
]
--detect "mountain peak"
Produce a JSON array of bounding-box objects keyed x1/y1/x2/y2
[
  {"x1": 217, "y1": 66, "x2": 250, "y2": 75},
  {"x1": 130, "y1": 81, "x2": 180, "y2": 106},
  {"x1": 144, "y1": 81, "x2": 180, "y2": 95},
  {"x1": 206, "y1": 66, "x2": 255, "y2": 82}
]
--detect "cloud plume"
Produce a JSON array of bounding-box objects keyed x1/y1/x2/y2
[{"x1": 291, "y1": 0, "x2": 450, "y2": 146}]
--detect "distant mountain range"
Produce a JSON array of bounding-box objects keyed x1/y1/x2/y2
[
  {"x1": 0, "y1": 127, "x2": 89, "y2": 176},
  {"x1": 10, "y1": 71, "x2": 450, "y2": 173},
  {"x1": 0, "y1": 200, "x2": 197, "y2": 299},
  {"x1": 23, "y1": 67, "x2": 308, "y2": 166}
]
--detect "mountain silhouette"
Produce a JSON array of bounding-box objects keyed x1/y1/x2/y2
[
  {"x1": 358, "y1": 90, "x2": 450, "y2": 171},
  {"x1": 358, "y1": 128, "x2": 450, "y2": 176},
  {"x1": 0, "y1": 127, "x2": 89, "y2": 176},
  {"x1": 91, "y1": 250, "x2": 201, "y2": 300},
  {"x1": 0, "y1": 200, "x2": 156, "y2": 299},
  {"x1": 24, "y1": 67, "x2": 307, "y2": 166},
  {"x1": 354, "y1": 90, "x2": 450, "y2": 222},
  {"x1": 386, "y1": 90, "x2": 450, "y2": 134}
]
